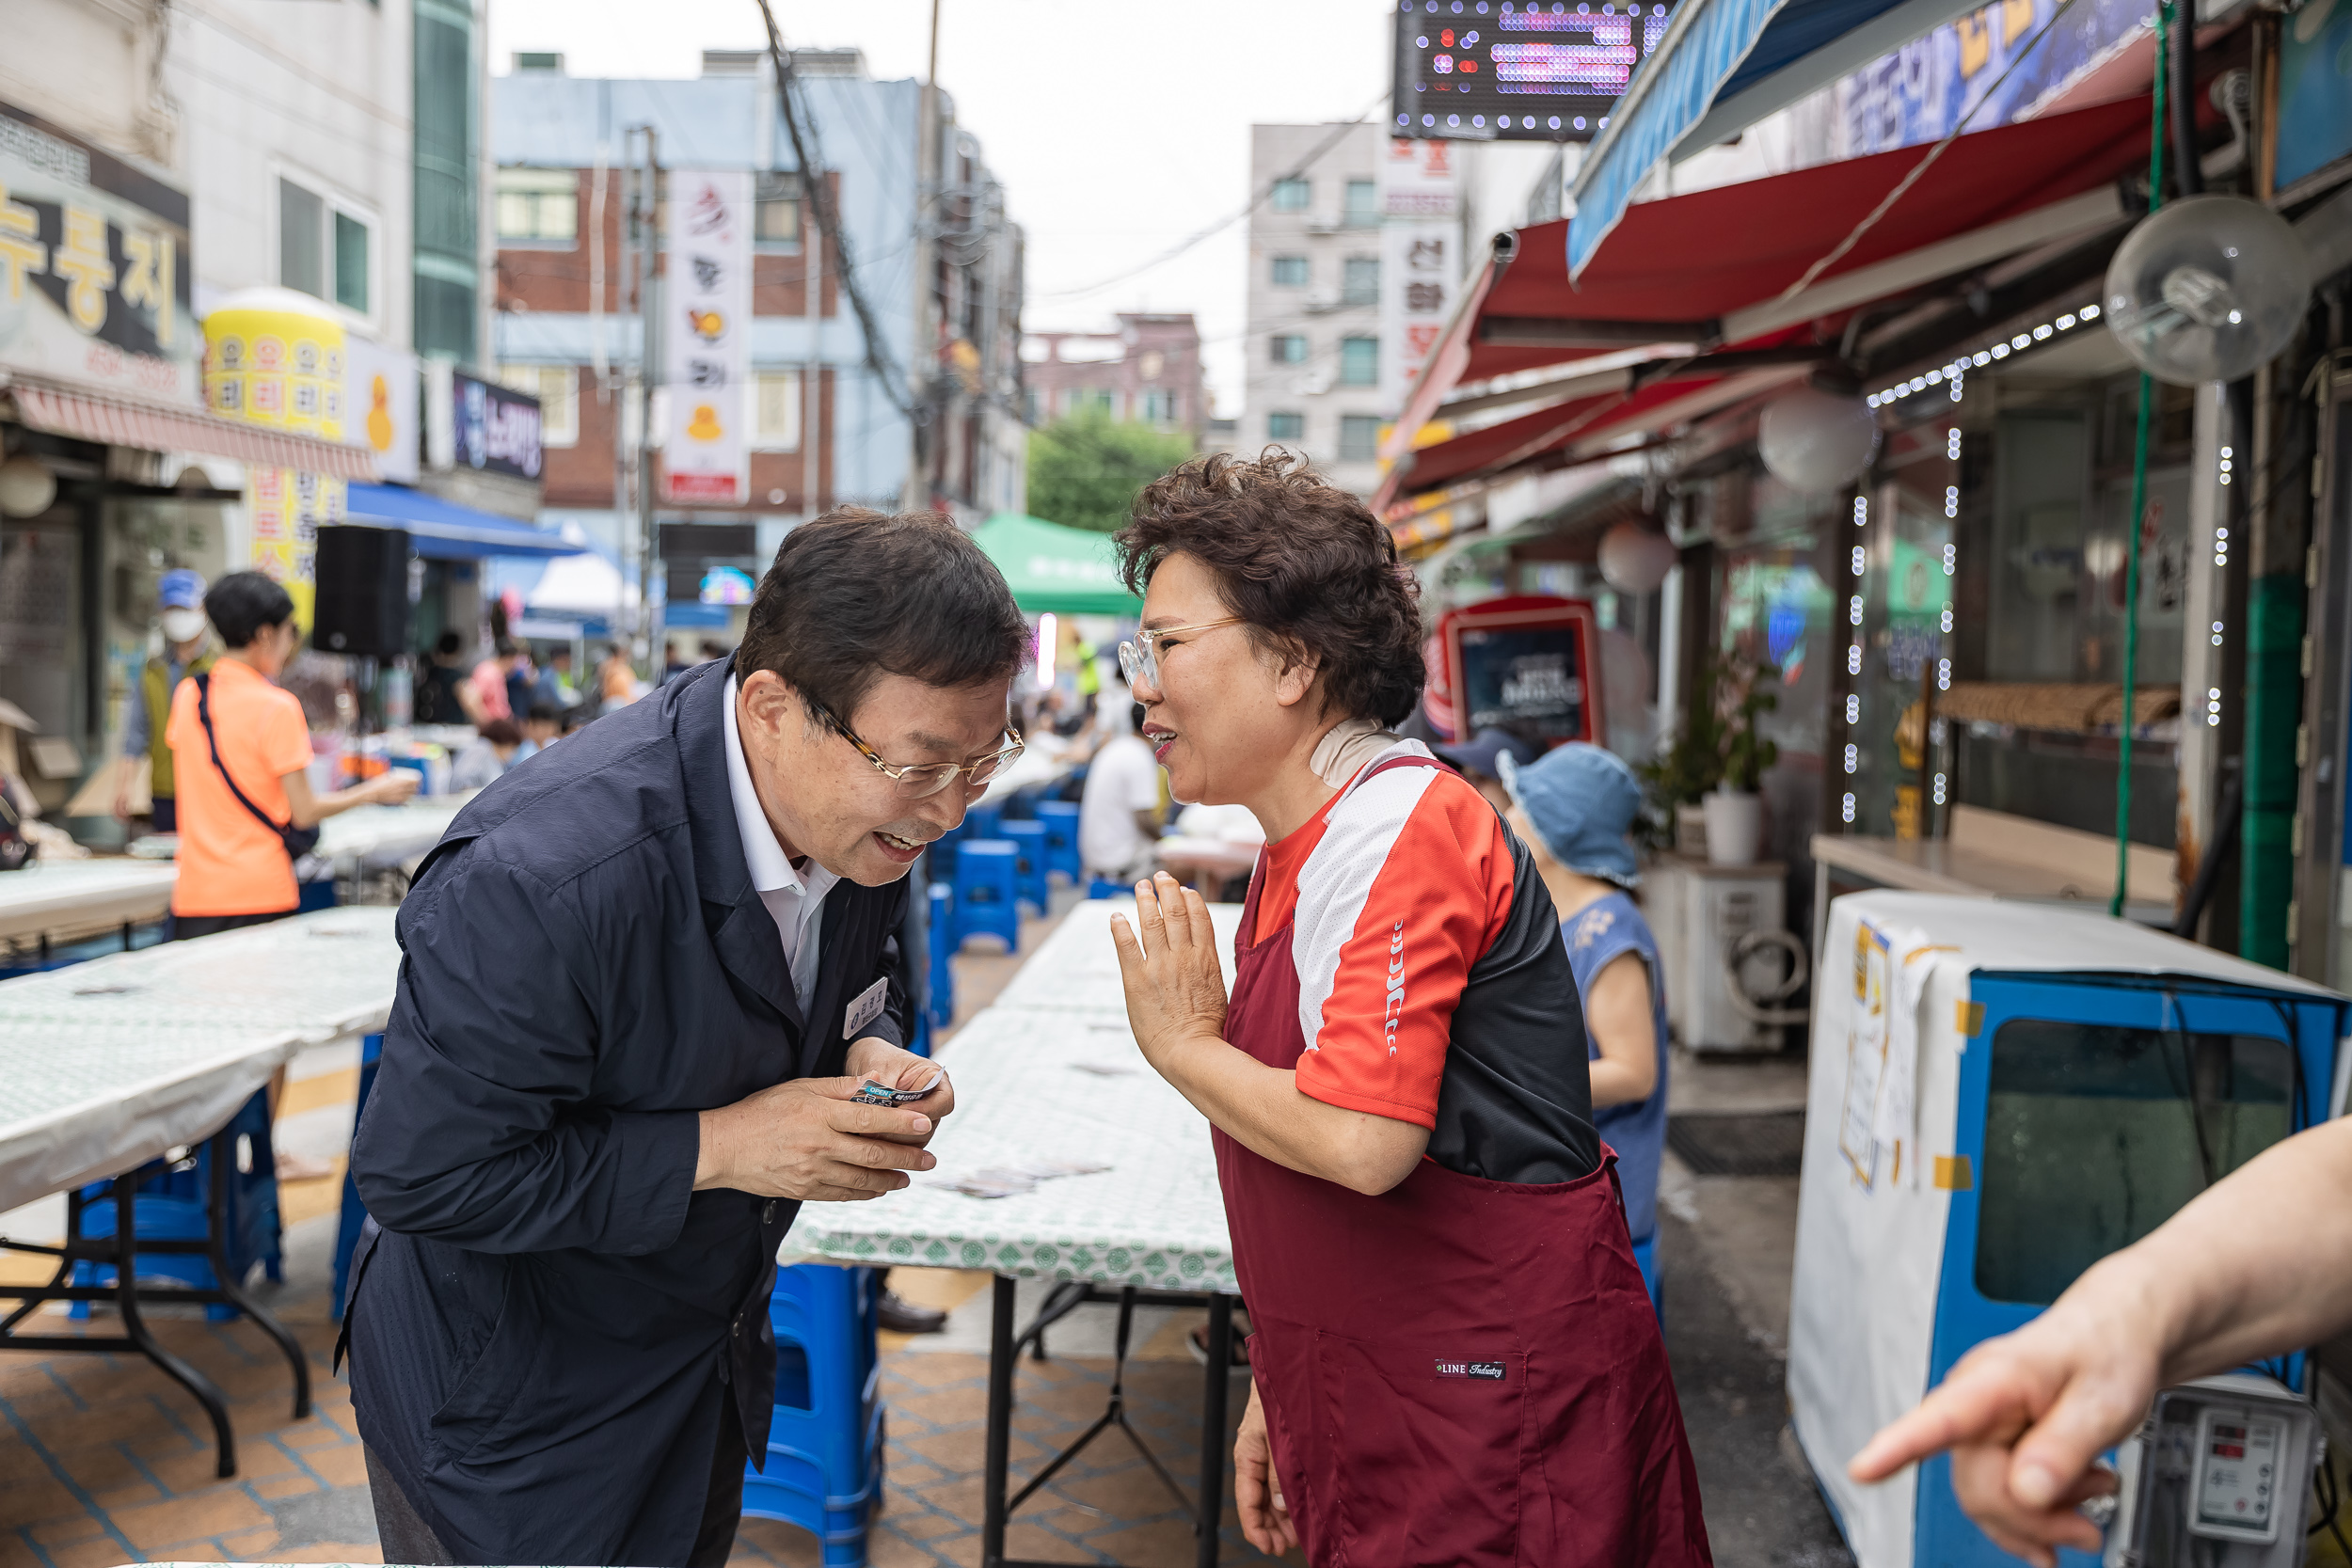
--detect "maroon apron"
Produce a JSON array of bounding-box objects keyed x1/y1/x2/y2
[{"x1": 1216, "y1": 758, "x2": 1712, "y2": 1567}]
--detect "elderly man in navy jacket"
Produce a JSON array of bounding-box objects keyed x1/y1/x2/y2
[{"x1": 343, "y1": 509, "x2": 1030, "y2": 1566}]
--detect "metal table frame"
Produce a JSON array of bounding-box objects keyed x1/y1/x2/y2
[
  {"x1": 0, "y1": 1118, "x2": 313, "y2": 1478},
  {"x1": 980, "y1": 1276, "x2": 1237, "y2": 1568}
]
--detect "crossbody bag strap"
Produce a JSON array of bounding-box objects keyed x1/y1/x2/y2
[{"x1": 192, "y1": 672, "x2": 292, "y2": 838}]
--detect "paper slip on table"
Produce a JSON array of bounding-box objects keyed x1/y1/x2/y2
[
  {"x1": 785, "y1": 919, "x2": 1245, "y2": 1568},
  {"x1": 0, "y1": 1013, "x2": 314, "y2": 1475},
  {"x1": 0, "y1": 905, "x2": 404, "y2": 1045},
  {"x1": 0, "y1": 858, "x2": 180, "y2": 952}
]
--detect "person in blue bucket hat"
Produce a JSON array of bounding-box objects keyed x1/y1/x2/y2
[{"x1": 1497, "y1": 741, "x2": 1671, "y2": 1298}]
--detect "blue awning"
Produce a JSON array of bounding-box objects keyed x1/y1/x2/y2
[
  {"x1": 342, "y1": 483, "x2": 587, "y2": 561},
  {"x1": 1565, "y1": 0, "x2": 1986, "y2": 279}
]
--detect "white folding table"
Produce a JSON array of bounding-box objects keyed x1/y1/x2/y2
[
  {"x1": 0, "y1": 859, "x2": 179, "y2": 953},
  {"x1": 0, "y1": 1015, "x2": 313, "y2": 1474},
  {"x1": 787, "y1": 900, "x2": 1245, "y2": 1568},
  {"x1": 0, "y1": 908, "x2": 407, "y2": 1476}
]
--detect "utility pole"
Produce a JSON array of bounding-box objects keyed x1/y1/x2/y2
[
  {"x1": 904, "y1": 0, "x2": 942, "y2": 513},
  {"x1": 631, "y1": 124, "x2": 664, "y2": 674}
]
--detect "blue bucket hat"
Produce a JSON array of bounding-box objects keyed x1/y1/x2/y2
[
  {"x1": 1496, "y1": 741, "x2": 1642, "y2": 888},
  {"x1": 158, "y1": 568, "x2": 207, "y2": 610}
]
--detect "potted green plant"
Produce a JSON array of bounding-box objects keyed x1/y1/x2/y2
[
  {"x1": 1703, "y1": 656, "x2": 1779, "y2": 865},
  {"x1": 1636, "y1": 701, "x2": 1724, "y2": 856}
]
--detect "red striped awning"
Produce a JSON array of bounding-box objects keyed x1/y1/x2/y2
[{"x1": 3, "y1": 375, "x2": 379, "y2": 482}]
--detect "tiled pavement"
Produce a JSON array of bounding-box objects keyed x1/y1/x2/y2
[{"x1": 2, "y1": 902, "x2": 1293, "y2": 1566}]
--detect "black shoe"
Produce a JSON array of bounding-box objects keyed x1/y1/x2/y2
[{"x1": 878, "y1": 1289, "x2": 948, "y2": 1335}]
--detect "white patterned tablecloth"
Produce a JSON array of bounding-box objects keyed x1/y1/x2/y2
[
  {"x1": 0, "y1": 1018, "x2": 306, "y2": 1212},
  {"x1": 783, "y1": 998, "x2": 1238, "y2": 1295},
  {"x1": 0, "y1": 860, "x2": 180, "y2": 944},
  {"x1": 0, "y1": 907, "x2": 403, "y2": 1044},
  {"x1": 316, "y1": 793, "x2": 474, "y2": 871},
  {"x1": 988, "y1": 898, "x2": 1245, "y2": 1015}
]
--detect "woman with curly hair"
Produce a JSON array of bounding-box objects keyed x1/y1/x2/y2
[{"x1": 1104, "y1": 451, "x2": 1711, "y2": 1567}]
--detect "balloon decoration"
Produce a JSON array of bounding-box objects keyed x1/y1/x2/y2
[
  {"x1": 2104, "y1": 195, "x2": 2311, "y2": 386},
  {"x1": 1597, "y1": 522, "x2": 1678, "y2": 596},
  {"x1": 1758, "y1": 387, "x2": 1881, "y2": 494}
]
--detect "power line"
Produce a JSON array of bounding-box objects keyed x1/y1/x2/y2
[
  {"x1": 1035, "y1": 92, "x2": 1390, "y2": 303},
  {"x1": 755, "y1": 0, "x2": 917, "y2": 421}
]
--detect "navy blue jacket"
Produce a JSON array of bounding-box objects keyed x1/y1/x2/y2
[{"x1": 344, "y1": 658, "x2": 911, "y2": 1564}]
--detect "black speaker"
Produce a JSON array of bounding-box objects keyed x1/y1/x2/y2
[{"x1": 313, "y1": 525, "x2": 412, "y2": 657}]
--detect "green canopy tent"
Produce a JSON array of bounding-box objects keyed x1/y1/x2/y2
[{"x1": 972, "y1": 513, "x2": 1140, "y2": 616}]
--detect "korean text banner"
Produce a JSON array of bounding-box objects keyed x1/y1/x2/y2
[
  {"x1": 1378, "y1": 139, "x2": 1457, "y2": 414},
  {"x1": 0, "y1": 99, "x2": 197, "y2": 404},
  {"x1": 661, "y1": 169, "x2": 752, "y2": 508}
]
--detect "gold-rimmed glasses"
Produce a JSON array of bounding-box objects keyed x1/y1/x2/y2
[
  {"x1": 817, "y1": 705, "x2": 1025, "y2": 799},
  {"x1": 1117, "y1": 617, "x2": 1245, "y2": 690}
]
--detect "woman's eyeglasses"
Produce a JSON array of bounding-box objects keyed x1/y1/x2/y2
[
  {"x1": 1116, "y1": 617, "x2": 1245, "y2": 690},
  {"x1": 818, "y1": 705, "x2": 1025, "y2": 799}
]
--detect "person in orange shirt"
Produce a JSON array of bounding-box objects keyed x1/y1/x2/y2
[{"x1": 166, "y1": 571, "x2": 418, "y2": 942}]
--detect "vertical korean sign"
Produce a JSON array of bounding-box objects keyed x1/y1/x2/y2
[
  {"x1": 1378, "y1": 139, "x2": 1457, "y2": 414},
  {"x1": 203, "y1": 294, "x2": 346, "y2": 629},
  {"x1": 660, "y1": 170, "x2": 751, "y2": 507},
  {"x1": 0, "y1": 100, "x2": 198, "y2": 403}
]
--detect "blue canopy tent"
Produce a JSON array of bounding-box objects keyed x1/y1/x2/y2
[
  {"x1": 1565, "y1": 0, "x2": 1996, "y2": 278},
  {"x1": 342, "y1": 483, "x2": 587, "y2": 561}
]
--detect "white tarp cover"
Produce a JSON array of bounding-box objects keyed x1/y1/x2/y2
[{"x1": 1786, "y1": 890, "x2": 2343, "y2": 1568}]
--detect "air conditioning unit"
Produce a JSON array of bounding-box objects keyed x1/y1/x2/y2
[
  {"x1": 1305, "y1": 213, "x2": 1342, "y2": 234},
  {"x1": 1304, "y1": 285, "x2": 1342, "y2": 312},
  {"x1": 1293, "y1": 372, "x2": 1334, "y2": 396}
]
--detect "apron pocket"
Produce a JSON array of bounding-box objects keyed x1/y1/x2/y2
[{"x1": 1316, "y1": 1329, "x2": 1527, "y2": 1567}]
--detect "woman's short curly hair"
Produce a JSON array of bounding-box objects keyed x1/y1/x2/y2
[{"x1": 1114, "y1": 450, "x2": 1424, "y2": 727}]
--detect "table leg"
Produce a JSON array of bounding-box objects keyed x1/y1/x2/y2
[
  {"x1": 982, "y1": 1275, "x2": 1015, "y2": 1568},
  {"x1": 107, "y1": 1169, "x2": 239, "y2": 1478},
  {"x1": 204, "y1": 1127, "x2": 310, "y2": 1418},
  {"x1": 1196, "y1": 1296, "x2": 1232, "y2": 1568}
]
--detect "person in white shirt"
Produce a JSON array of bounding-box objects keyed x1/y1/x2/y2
[{"x1": 1080, "y1": 700, "x2": 1162, "y2": 883}]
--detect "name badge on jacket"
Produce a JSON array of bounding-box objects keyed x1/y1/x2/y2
[{"x1": 844, "y1": 976, "x2": 889, "y2": 1039}]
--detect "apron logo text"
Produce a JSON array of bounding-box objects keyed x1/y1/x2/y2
[
  {"x1": 1435, "y1": 1358, "x2": 1507, "y2": 1381},
  {"x1": 1384, "y1": 921, "x2": 1406, "y2": 1057}
]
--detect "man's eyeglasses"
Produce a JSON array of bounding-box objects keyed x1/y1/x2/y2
[
  {"x1": 817, "y1": 705, "x2": 1025, "y2": 800},
  {"x1": 1116, "y1": 618, "x2": 1245, "y2": 691}
]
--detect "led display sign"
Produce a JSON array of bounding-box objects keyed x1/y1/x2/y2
[{"x1": 1392, "y1": 0, "x2": 1677, "y2": 142}]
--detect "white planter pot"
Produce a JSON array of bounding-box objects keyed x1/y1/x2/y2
[{"x1": 1703, "y1": 789, "x2": 1765, "y2": 866}]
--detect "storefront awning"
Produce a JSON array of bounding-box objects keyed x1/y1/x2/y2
[
  {"x1": 1376, "y1": 95, "x2": 2153, "y2": 508},
  {"x1": 973, "y1": 513, "x2": 1140, "y2": 617},
  {"x1": 1565, "y1": 0, "x2": 1999, "y2": 279},
  {"x1": 2, "y1": 373, "x2": 378, "y2": 482},
  {"x1": 342, "y1": 483, "x2": 586, "y2": 561}
]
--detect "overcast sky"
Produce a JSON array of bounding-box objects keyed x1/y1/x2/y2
[{"x1": 486, "y1": 0, "x2": 1402, "y2": 416}]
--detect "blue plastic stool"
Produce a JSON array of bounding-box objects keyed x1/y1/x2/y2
[
  {"x1": 333, "y1": 1035, "x2": 386, "y2": 1319},
  {"x1": 1035, "y1": 801, "x2": 1082, "y2": 884},
  {"x1": 1631, "y1": 1233, "x2": 1662, "y2": 1320},
  {"x1": 927, "y1": 823, "x2": 961, "y2": 880},
  {"x1": 741, "y1": 1264, "x2": 885, "y2": 1567},
  {"x1": 1086, "y1": 878, "x2": 1128, "y2": 900},
  {"x1": 950, "y1": 840, "x2": 1020, "y2": 952},
  {"x1": 926, "y1": 883, "x2": 956, "y2": 1032},
  {"x1": 964, "y1": 801, "x2": 1003, "y2": 842},
  {"x1": 73, "y1": 1088, "x2": 281, "y2": 1322},
  {"x1": 1000, "y1": 820, "x2": 1049, "y2": 914}
]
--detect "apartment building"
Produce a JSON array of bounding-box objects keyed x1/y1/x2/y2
[
  {"x1": 1020, "y1": 314, "x2": 1207, "y2": 446},
  {"x1": 1243, "y1": 121, "x2": 1390, "y2": 497},
  {"x1": 490, "y1": 47, "x2": 1025, "y2": 566}
]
